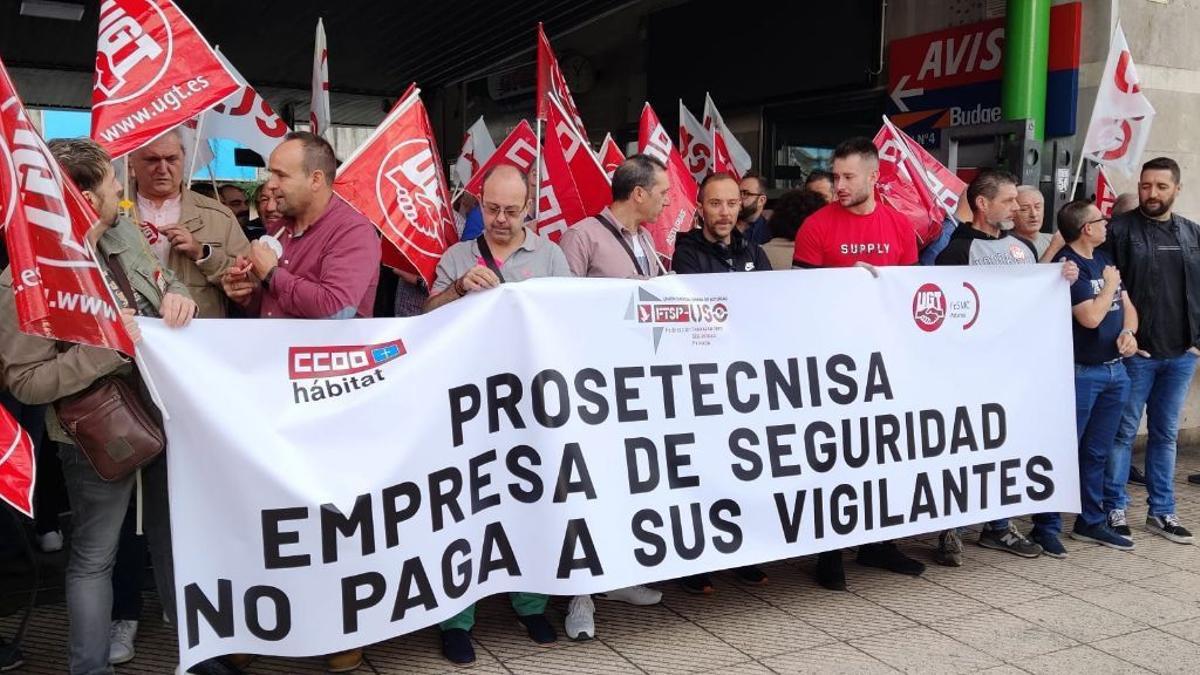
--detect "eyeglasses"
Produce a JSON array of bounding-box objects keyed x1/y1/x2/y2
[
  {"x1": 739, "y1": 190, "x2": 764, "y2": 198},
  {"x1": 1083, "y1": 216, "x2": 1110, "y2": 227},
  {"x1": 482, "y1": 203, "x2": 525, "y2": 220}
]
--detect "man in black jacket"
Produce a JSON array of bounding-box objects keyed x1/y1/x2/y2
[
  {"x1": 670, "y1": 172, "x2": 769, "y2": 593},
  {"x1": 1102, "y1": 157, "x2": 1198, "y2": 545},
  {"x1": 672, "y1": 173, "x2": 772, "y2": 274}
]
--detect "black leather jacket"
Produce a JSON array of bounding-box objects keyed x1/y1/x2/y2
[{"x1": 1102, "y1": 210, "x2": 1200, "y2": 351}]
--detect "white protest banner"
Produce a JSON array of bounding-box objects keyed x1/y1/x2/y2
[{"x1": 138, "y1": 265, "x2": 1078, "y2": 670}]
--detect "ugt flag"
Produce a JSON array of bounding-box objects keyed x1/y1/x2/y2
[
  {"x1": 0, "y1": 405, "x2": 35, "y2": 518},
  {"x1": 599, "y1": 133, "x2": 625, "y2": 179},
  {"x1": 1081, "y1": 23, "x2": 1155, "y2": 177},
  {"x1": 91, "y1": 0, "x2": 239, "y2": 159},
  {"x1": 678, "y1": 100, "x2": 712, "y2": 184},
  {"x1": 639, "y1": 103, "x2": 698, "y2": 260}
]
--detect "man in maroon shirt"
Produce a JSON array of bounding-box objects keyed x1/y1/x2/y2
[
  {"x1": 221, "y1": 130, "x2": 379, "y2": 674},
  {"x1": 792, "y1": 137, "x2": 926, "y2": 591},
  {"x1": 222, "y1": 131, "x2": 380, "y2": 322}
]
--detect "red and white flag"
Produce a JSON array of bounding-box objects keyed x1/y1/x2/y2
[
  {"x1": 541, "y1": 95, "x2": 612, "y2": 239},
  {"x1": 874, "y1": 116, "x2": 967, "y2": 248},
  {"x1": 536, "y1": 23, "x2": 588, "y2": 140},
  {"x1": 678, "y1": 100, "x2": 712, "y2": 184},
  {"x1": 310, "y1": 17, "x2": 331, "y2": 138},
  {"x1": 454, "y1": 116, "x2": 496, "y2": 188},
  {"x1": 702, "y1": 93, "x2": 752, "y2": 177},
  {"x1": 1096, "y1": 166, "x2": 1118, "y2": 218},
  {"x1": 638, "y1": 103, "x2": 698, "y2": 259},
  {"x1": 464, "y1": 121, "x2": 540, "y2": 197},
  {"x1": 202, "y1": 50, "x2": 291, "y2": 164},
  {"x1": 333, "y1": 89, "x2": 458, "y2": 287},
  {"x1": 712, "y1": 128, "x2": 741, "y2": 179},
  {"x1": 1081, "y1": 23, "x2": 1155, "y2": 177},
  {"x1": 2, "y1": 56, "x2": 136, "y2": 355},
  {"x1": 90, "y1": 0, "x2": 239, "y2": 159},
  {"x1": 0, "y1": 405, "x2": 35, "y2": 518},
  {"x1": 599, "y1": 133, "x2": 624, "y2": 178}
]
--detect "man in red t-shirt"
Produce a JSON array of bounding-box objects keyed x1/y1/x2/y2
[
  {"x1": 791, "y1": 137, "x2": 926, "y2": 591},
  {"x1": 793, "y1": 137, "x2": 918, "y2": 270}
]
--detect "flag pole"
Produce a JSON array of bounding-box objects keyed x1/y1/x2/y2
[
  {"x1": 184, "y1": 113, "x2": 206, "y2": 191},
  {"x1": 1070, "y1": 155, "x2": 1088, "y2": 200},
  {"x1": 533, "y1": 118, "x2": 543, "y2": 218}
]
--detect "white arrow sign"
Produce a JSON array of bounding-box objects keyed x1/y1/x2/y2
[{"x1": 890, "y1": 74, "x2": 924, "y2": 113}]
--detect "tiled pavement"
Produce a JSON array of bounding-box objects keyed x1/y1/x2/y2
[{"x1": 5, "y1": 470, "x2": 1200, "y2": 674}]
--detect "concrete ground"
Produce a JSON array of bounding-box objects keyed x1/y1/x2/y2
[{"x1": 4, "y1": 469, "x2": 1200, "y2": 674}]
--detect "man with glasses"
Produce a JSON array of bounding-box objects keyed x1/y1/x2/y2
[
  {"x1": 1052, "y1": 200, "x2": 1139, "y2": 552},
  {"x1": 1102, "y1": 157, "x2": 1200, "y2": 544},
  {"x1": 421, "y1": 164, "x2": 567, "y2": 662},
  {"x1": 736, "y1": 173, "x2": 770, "y2": 246},
  {"x1": 1013, "y1": 186, "x2": 1054, "y2": 259}
]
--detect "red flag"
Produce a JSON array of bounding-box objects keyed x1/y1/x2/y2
[
  {"x1": 464, "y1": 121, "x2": 539, "y2": 197},
  {"x1": 638, "y1": 103, "x2": 698, "y2": 259},
  {"x1": 91, "y1": 0, "x2": 239, "y2": 159},
  {"x1": 599, "y1": 133, "x2": 625, "y2": 179},
  {"x1": 712, "y1": 128, "x2": 741, "y2": 179},
  {"x1": 546, "y1": 95, "x2": 611, "y2": 217},
  {"x1": 1096, "y1": 167, "x2": 1117, "y2": 218},
  {"x1": 536, "y1": 23, "x2": 588, "y2": 140},
  {"x1": 874, "y1": 117, "x2": 966, "y2": 248},
  {"x1": 0, "y1": 405, "x2": 35, "y2": 518},
  {"x1": 678, "y1": 100, "x2": 712, "y2": 184},
  {"x1": 333, "y1": 89, "x2": 458, "y2": 287},
  {"x1": 1, "y1": 57, "x2": 136, "y2": 355}
]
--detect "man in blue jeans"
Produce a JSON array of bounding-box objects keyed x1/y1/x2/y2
[
  {"x1": 1102, "y1": 157, "x2": 1199, "y2": 545},
  {"x1": 1052, "y1": 200, "x2": 1138, "y2": 550}
]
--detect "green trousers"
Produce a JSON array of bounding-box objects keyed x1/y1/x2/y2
[{"x1": 439, "y1": 593, "x2": 548, "y2": 631}]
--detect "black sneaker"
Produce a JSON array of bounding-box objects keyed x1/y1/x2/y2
[
  {"x1": 733, "y1": 565, "x2": 768, "y2": 585},
  {"x1": 1128, "y1": 466, "x2": 1147, "y2": 485},
  {"x1": 934, "y1": 529, "x2": 963, "y2": 567},
  {"x1": 815, "y1": 550, "x2": 846, "y2": 591},
  {"x1": 1031, "y1": 531, "x2": 1068, "y2": 559},
  {"x1": 517, "y1": 613, "x2": 558, "y2": 645},
  {"x1": 1108, "y1": 509, "x2": 1131, "y2": 536},
  {"x1": 857, "y1": 541, "x2": 926, "y2": 576},
  {"x1": 680, "y1": 573, "x2": 714, "y2": 594},
  {"x1": 1146, "y1": 514, "x2": 1194, "y2": 544},
  {"x1": 1070, "y1": 523, "x2": 1135, "y2": 551},
  {"x1": 440, "y1": 628, "x2": 476, "y2": 664},
  {"x1": 0, "y1": 637, "x2": 24, "y2": 672},
  {"x1": 977, "y1": 525, "x2": 1042, "y2": 558},
  {"x1": 1188, "y1": 473, "x2": 1200, "y2": 486}
]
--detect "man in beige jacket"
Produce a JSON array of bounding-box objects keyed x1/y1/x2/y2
[{"x1": 129, "y1": 129, "x2": 251, "y2": 317}]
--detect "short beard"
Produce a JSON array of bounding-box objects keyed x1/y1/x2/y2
[
  {"x1": 737, "y1": 205, "x2": 758, "y2": 222},
  {"x1": 1141, "y1": 196, "x2": 1174, "y2": 218}
]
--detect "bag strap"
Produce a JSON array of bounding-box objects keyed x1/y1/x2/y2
[
  {"x1": 106, "y1": 252, "x2": 138, "y2": 312},
  {"x1": 475, "y1": 236, "x2": 506, "y2": 284},
  {"x1": 596, "y1": 214, "x2": 647, "y2": 277}
]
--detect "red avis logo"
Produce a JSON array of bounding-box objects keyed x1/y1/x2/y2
[
  {"x1": 288, "y1": 340, "x2": 406, "y2": 380},
  {"x1": 376, "y1": 140, "x2": 454, "y2": 259},
  {"x1": 94, "y1": 0, "x2": 172, "y2": 105},
  {"x1": 913, "y1": 282, "x2": 980, "y2": 332},
  {"x1": 913, "y1": 283, "x2": 946, "y2": 332}
]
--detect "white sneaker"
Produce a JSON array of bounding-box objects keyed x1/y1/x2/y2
[
  {"x1": 565, "y1": 595, "x2": 595, "y2": 640},
  {"x1": 595, "y1": 585, "x2": 661, "y2": 606},
  {"x1": 37, "y1": 531, "x2": 63, "y2": 553},
  {"x1": 108, "y1": 620, "x2": 137, "y2": 664}
]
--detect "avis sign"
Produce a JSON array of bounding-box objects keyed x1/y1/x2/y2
[{"x1": 886, "y1": 2, "x2": 1081, "y2": 147}]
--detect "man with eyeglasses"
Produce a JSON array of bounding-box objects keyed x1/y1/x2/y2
[
  {"x1": 421, "y1": 164, "x2": 567, "y2": 663},
  {"x1": 1013, "y1": 186, "x2": 1054, "y2": 259},
  {"x1": 736, "y1": 173, "x2": 771, "y2": 246},
  {"x1": 1051, "y1": 200, "x2": 1139, "y2": 552}
]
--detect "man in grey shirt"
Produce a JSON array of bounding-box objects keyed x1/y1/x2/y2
[
  {"x1": 425, "y1": 164, "x2": 570, "y2": 313},
  {"x1": 1013, "y1": 185, "x2": 1054, "y2": 259}
]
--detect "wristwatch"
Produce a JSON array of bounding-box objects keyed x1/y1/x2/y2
[{"x1": 261, "y1": 266, "x2": 278, "y2": 289}]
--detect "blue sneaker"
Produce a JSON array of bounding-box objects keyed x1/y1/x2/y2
[
  {"x1": 1070, "y1": 523, "x2": 1134, "y2": 551},
  {"x1": 1032, "y1": 531, "x2": 1068, "y2": 559}
]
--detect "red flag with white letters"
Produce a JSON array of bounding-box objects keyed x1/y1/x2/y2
[
  {"x1": 1096, "y1": 166, "x2": 1118, "y2": 218},
  {"x1": 1, "y1": 57, "x2": 136, "y2": 355},
  {"x1": 599, "y1": 133, "x2": 625, "y2": 179},
  {"x1": 638, "y1": 103, "x2": 698, "y2": 259},
  {"x1": 546, "y1": 96, "x2": 611, "y2": 218},
  {"x1": 874, "y1": 116, "x2": 966, "y2": 248},
  {"x1": 90, "y1": 0, "x2": 239, "y2": 159},
  {"x1": 0, "y1": 405, "x2": 35, "y2": 518},
  {"x1": 678, "y1": 100, "x2": 712, "y2": 184},
  {"x1": 333, "y1": 89, "x2": 458, "y2": 287},
  {"x1": 536, "y1": 23, "x2": 588, "y2": 140},
  {"x1": 712, "y1": 128, "x2": 741, "y2": 179}
]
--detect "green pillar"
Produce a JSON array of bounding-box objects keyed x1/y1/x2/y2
[{"x1": 1001, "y1": 0, "x2": 1051, "y2": 140}]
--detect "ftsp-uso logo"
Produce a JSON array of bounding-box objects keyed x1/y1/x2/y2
[
  {"x1": 288, "y1": 339, "x2": 405, "y2": 405},
  {"x1": 376, "y1": 139, "x2": 453, "y2": 258},
  {"x1": 626, "y1": 288, "x2": 729, "y2": 350},
  {"x1": 912, "y1": 282, "x2": 980, "y2": 332},
  {"x1": 94, "y1": 0, "x2": 172, "y2": 105}
]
